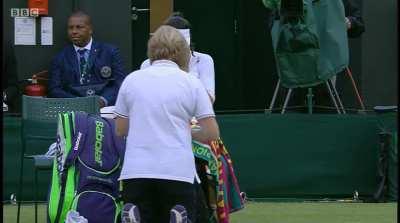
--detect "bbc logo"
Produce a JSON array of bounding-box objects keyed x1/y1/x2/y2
[{"x1": 10, "y1": 8, "x2": 39, "y2": 17}]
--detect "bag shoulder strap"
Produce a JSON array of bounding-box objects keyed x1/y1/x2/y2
[{"x1": 64, "y1": 111, "x2": 89, "y2": 167}]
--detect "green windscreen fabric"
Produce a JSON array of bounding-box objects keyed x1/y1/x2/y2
[
  {"x1": 263, "y1": 0, "x2": 349, "y2": 88},
  {"x1": 383, "y1": 132, "x2": 398, "y2": 201},
  {"x1": 3, "y1": 116, "x2": 54, "y2": 202},
  {"x1": 3, "y1": 114, "x2": 397, "y2": 201},
  {"x1": 217, "y1": 114, "x2": 382, "y2": 199},
  {"x1": 388, "y1": 132, "x2": 397, "y2": 201},
  {"x1": 376, "y1": 111, "x2": 398, "y2": 201}
]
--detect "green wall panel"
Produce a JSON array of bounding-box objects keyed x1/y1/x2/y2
[
  {"x1": 217, "y1": 114, "x2": 385, "y2": 199},
  {"x1": 3, "y1": 113, "x2": 397, "y2": 201},
  {"x1": 3, "y1": 116, "x2": 53, "y2": 202}
]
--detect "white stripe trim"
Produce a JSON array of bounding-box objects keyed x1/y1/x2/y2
[
  {"x1": 196, "y1": 114, "x2": 215, "y2": 120},
  {"x1": 114, "y1": 111, "x2": 128, "y2": 118}
]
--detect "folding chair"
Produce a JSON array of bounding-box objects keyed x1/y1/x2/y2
[{"x1": 16, "y1": 95, "x2": 100, "y2": 223}]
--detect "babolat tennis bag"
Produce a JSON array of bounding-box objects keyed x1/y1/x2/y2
[{"x1": 47, "y1": 111, "x2": 125, "y2": 223}]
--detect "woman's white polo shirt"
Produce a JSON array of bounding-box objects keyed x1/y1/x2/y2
[{"x1": 114, "y1": 60, "x2": 215, "y2": 183}]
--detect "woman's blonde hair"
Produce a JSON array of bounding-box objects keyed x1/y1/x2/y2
[{"x1": 147, "y1": 25, "x2": 190, "y2": 72}]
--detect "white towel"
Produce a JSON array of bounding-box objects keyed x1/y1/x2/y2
[{"x1": 65, "y1": 210, "x2": 88, "y2": 223}]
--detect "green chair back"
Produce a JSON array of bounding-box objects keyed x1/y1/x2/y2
[
  {"x1": 22, "y1": 95, "x2": 100, "y2": 122},
  {"x1": 21, "y1": 95, "x2": 100, "y2": 140}
]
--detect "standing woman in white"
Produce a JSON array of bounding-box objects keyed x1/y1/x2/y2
[
  {"x1": 141, "y1": 12, "x2": 215, "y2": 104},
  {"x1": 142, "y1": 13, "x2": 245, "y2": 223},
  {"x1": 115, "y1": 25, "x2": 219, "y2": 223}
]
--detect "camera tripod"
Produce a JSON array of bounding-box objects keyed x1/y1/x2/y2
[{"x1": 266, "y1": 67, "x2": 366, "y2": 114}]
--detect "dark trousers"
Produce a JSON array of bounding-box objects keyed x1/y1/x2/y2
[{"x1": 122, "y1": 178, "x2": 196, "y2": 223}]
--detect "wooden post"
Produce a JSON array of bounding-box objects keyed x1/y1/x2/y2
[{"x1": 150, "y1": 0, "x2": 173, "y2": 33}]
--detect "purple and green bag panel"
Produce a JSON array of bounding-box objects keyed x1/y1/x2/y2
[
  {"x1": 48, "y1": 112, "x2": 77, "y2": 223},
  {"x1": 47, "y1": 112, "x2": 125, "y2": 223},
  {"x1": 70, "y1": 190, "x2": 122, "y2": 223}
]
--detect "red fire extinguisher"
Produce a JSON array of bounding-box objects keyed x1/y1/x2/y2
[{"x1": 24, "y1": 74, "x2": 47, "y2": 96}]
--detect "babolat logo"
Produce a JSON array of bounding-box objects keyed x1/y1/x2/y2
[
  {"x1": 55, "y1": 135, "x2": 64, "y2": 174},
  {"x1": 95, "y1": 121, "x2": 104, "y2": 166},
  {"x1": 192, "y1": 143, "x2": 212, "y2": 160},
  {"x1": 192, "y1": 143, "x2": 217, "y2": 173},
  {"x1": 73, "y1": 132, "x2": 83, "y2": 151}
]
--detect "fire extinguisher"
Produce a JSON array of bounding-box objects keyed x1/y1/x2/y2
[{"x1": 24, "y1": 74, "x2": 47, "y2": 96}]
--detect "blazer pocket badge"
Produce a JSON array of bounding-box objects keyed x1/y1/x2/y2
[
  {"x1": 86, "y1": 89, "x2": 95, "y2": 96},
  {"x1": 100, "y1": 66, "x2": 112, "y2": 78}
]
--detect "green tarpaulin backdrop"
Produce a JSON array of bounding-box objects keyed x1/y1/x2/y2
[
  {"x1": 264, "y1": 0, "x2": 349, "y2": 88},
  {"x1": 3, "y1": 113, "x2": 397, "y2": 201}
]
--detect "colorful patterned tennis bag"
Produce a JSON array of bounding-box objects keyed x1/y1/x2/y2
[{"x1": 47, "y1": 111, "x2": 125, "y2": 223}]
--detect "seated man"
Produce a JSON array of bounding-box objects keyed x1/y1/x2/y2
[{"x1": 48, "y1": 11, "x2": 126, "y2": 107}]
